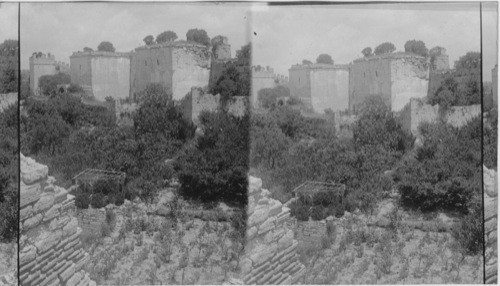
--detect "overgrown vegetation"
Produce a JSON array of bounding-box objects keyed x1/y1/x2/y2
[
  {"x1": 0, "y1": 105, "x2": 18, "y2": 242},
  {"x1": 0, "y1": 40, "x2": 18, "y2": 93}
]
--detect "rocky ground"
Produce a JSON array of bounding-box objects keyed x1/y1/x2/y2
[
  {"x1": 297, "y1": 199, "x2": 483, "y2": 284},
  {"x1": 0, "y1": 242, "x2": 17, "y2": 286},
  {"x1": 82, "y1": 188, "x2": 242, "y2": 285}
]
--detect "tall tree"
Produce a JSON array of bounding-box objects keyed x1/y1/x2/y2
[
  {"x1": 97, "y1": 41, "x2": 115, "y2": 52},
  {"x1": 316, "y1": 54, "x2": 334, "y2": 64},
  {"x1": 186, "y1": 28, "x2": 211, "y2": 46},
  {"x1": 0, "y1": 40, "x2": 18, "y2": 93},
  {"x1": 143, "y1": 35, "x2": 155, "y2": 45},
  {"x1": 156, "y1": 31, "x2": 178, "y2": 43},
  {"x1": 404, "y1": 40, "x2": 428, "y2": 57},
  {"x1": 374, "y1": 42, "x2": 396, "y2": 55}
]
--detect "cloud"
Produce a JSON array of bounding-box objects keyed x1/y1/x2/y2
[
  {"x1": 253, "y1": 3, "x2": 488, "y2": 77},
  {"x1": 20, "y1": 2, "x2": 251, "y2": 69}
]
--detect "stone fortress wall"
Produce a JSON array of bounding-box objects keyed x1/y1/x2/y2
[
  {"x1": 397, "y1": 97, "x2": 481, "y2": 136},
  {"x1": 252, "y1": 66, "x2": 289, "y2": 107},
  {"x1": 75, "y1": 208, "x2": 106, "y2": 235},
  {"x1": 179, "y1": 87, "x2": 248, "y2": 125},
  {"x1": 349, "y1": 53, "x2": 429, "y2": 113},
  {"x1": 30, "y1": 53, "x2": 69, "y2": 96},
  {"x1": 70, "y1": 51, "x2": 131, "y2": 102},
  {"x1": 130, "y1": 41, "x2": 211, "y2": 101},
  {"x1": 289, "y1": 63, "x2": 349, "y2": 114},
  {"x1": 239, "y1": 177, "x2": 305, "y2": 284},
  {"x1": 20, "y1": 154, "x2": 95, "y2": 286},
  {"x1": 484, "y1": 166, "x2": 498, "y2": 284}
]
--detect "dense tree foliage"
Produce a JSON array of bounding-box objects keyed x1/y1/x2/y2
[
  {"x1": 38, "y1": 72, "x2": 71, "y2": 96},
  {"x1": 97, "y1": 41, "x2": 115, "y2": 52},
  {"x1": 83, "y1": 47, "x2": 94, "y2": 52},
  {"x1": 186, "y1": 28, "x2": 210, "y2": 46},
  {"x1": 143, "y1": 35, "x2": 155, "y2": 46},
  {"x1": 316, "y1": 54, "x2": 334, "y2": 64},
  {"x1": 404, "y1": 40, "x2": 428, "y2": 57},
  {"x1": 235, "y1": 43, "x2": 251, "y2": 66},
  {"x1": 177, "y1": 112, "x2": 249, "y2": 206},
  {"x1": 484, "y1": 108, "x2": 497, "y2": 169},
  {"x1": 0, "y1": 105, "x2": 18, "y2": 242},
  {"x1": 374, "y1": 42, "x2": 396, "y2": 55},
  {"x1": 428, "y1": 51, "x2": 481, "y2": 107},
  {"x1": 302, "y1": 59, "x2": 313, "y2": 65},
  {"x1": 257, "y1": 85, "x2": 290, "y2": 109},
  {"x1": 0, "y1": 39, "x2": 18, "y2": 93},
  {"x1": 156, "y1": 31, "x2": 178, "y2": 44},
  {"x1": 361, "y1": 47, "x2": 372, "y2": 57},
  {"x1": 396, "y1": 118, "x2": 481, "y2": 213}
]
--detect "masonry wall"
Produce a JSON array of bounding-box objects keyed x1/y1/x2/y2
[
  {"x1": 171, "y1": 46, "x2": 211, "y2": 100},
  {"x1": 390, "y1": 57, "x2": 429, "y2": 112},
  {"x1": 20, "y1": 154, "x2": 95, "y2": 286},
  {"x1": 349, "y1": 58, "x2": 392, "y2": 112},
  {"x1": 131, "y1": 46, "x2": 173, "y2": 99},
  {"x1": 0, "y1": 93, "x2": 17, "y2": 111},
  {"x1": 252, "y1": 70, "x2": 276, "y2": 107},
  {"x1": 90, "y1": 56, "x2": 130, "y2": 101},
  {"x1": 75, "y1": 208, "x2": 106, "y2": 235},
  {"x1": 239, "y1": 177, "x2": 305, "y2": 284},
  {"x1": 484, "y1": 166, "x2": 498, "y2": 284},
  {"x1": 131, "y1": 44, "x2": 211, "y2": 101},
  {"x1": 310, "y1": 68, "x2": 349, "y2": 113},
  {"x1": 30, "y1": 59, "x2": 57, "y2": 95},
  {"x1": 397, "y1": 98, "x2": 480, "y2": 136},
  {"x1": 294, "y1": 220, "x2": 327, "y2": 248},
  {"x1": 289, "y1": 68, "x2": 311, "y2": 107}
]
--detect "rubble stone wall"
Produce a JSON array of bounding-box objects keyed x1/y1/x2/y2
[
  {"x1": 76, "y1": 208, "x2": 106, "y2": 235},
  {"x1": 484, "y1": 166, "x2": 498, "y2": 284},
  {"x1": 239, "y1": 177, "x2": 305, "y2": 284},
  {"x1": 294, "y1": 220, "x2": 327, "y2": 248},
  {"x1": 20, "y1": 154, "x2": 95, "y2": 286}
]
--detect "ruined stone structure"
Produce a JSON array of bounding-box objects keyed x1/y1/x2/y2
[
  {"x1": 20, "y1": 154, "x2": 95, "y2": 286},
  {"x1": 397, "y1": 98, "x2": 481, "y2": 136},
  {"x1": 29, "y1": 53, "x2": 69, "y2": 95},
  {"x1": 179, "y1": 87, "x2": 248, "y2": 125},
  {"x1": 484, "y1": 166, "x2": 498, "y2": 284},
  {"x1": 294, "y1": 220, "x2": 327, "y2": 248},
  {"x1": 131, "y1": 41, "x2": 211, "y2": 101},
  {"x1": 0, "y1": 93, "x2": 17, "y2": 111},
  {"x1": 349, "y1": 53, "x2": 429, "y2": 113},
  {"x1": 240, "y1": 177, "x2": 305, "y2": 284},
  {"x1": 429, "y1": 47, "x2": 450, "y2": 72},
  {"x1": 493, "y1": 65, "x2": 498, "y2": 107},
  {"x1": 75, "y1": 208, "x2": 106, "y2": 235},
  {"x1": 289, "y1": 63, "x2": 350, "y2": 114},
  {"x1": 252, "y1": 66, "x2": 288, "y2": 107},
  {"x1": 211, "y1": 35, "x2": 231, "y2": 61},
  {"x1": 70, "y1": 51, "x2": 131, "y2": 102}
]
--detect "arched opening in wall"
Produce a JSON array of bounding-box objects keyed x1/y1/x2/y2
[
  {"x1": 145, "y1": 60, "x2": 147, "y2": 66},
  {"x1": 79, "y1": 65, "x2": 81, "y2": 70},
  {"x1": 157, "y1": 59, "x2": 160, "y2": 65},
  {"x1": 376, "y1": 71, "x2": 378, "y2": 77},
  {"x1": 363, "y1": 72, "x2": 366, "y2": 78},
  {"x1": 299, "y1": 77, "x2": 301, "y2": 84}
]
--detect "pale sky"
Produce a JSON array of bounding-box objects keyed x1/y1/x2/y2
[
  {"x1": 252, "y1": 2, "x2": 498, "y2": 81},
  {"x1": 0, "y1": 3, "x2": 18, "y2": 42},
  {"x1": 20, "y1": 2, "x2": 251, "y2": 69}
]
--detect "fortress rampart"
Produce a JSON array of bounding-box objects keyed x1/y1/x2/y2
[
  {"x1": 20, "y1": 154, "x2": 95, "y2": 286},
  {"x1": 484, "y1": 166, "x2": 498, "y2": 284},
  {"x1": 239, "y1": 177, "x2": 305, "y2": 284}
]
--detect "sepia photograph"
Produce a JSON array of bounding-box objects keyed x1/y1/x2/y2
[{"x1": 0, "y1": 3, "x2": 18, "y2": 286}]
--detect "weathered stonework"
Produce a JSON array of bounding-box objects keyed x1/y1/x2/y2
[
  {"x1": 397, "y1": 98, "x2": 481, "y2": 136},
  {"x1": 75, "y1": 208, "x2": 106, "y2": 235},
  {"x1": 289, "y1": 63, "x2": 350, "y2": 113},
  {"x1": 70, "y1": 51, "x2": 131, "y2": 102},
  {"x1": 179, "y1": 87, "x2": 248, "y2": 125},
  {"x1": 252, "y1": 66, "x2": 288, "y2": 107},
  {"x1": 349, "y1": 53, "x2": 429, "y2": 113},
  {"x1": 239, "y1": 177, "x2": 305, "y2": 284},
  {"x1": 29, "y1": 53, "x2": 69, "y2": 95},
  {"x1": 20, "y1": 154, "x2": 95, "y2": 286},
  {"x1": 131, "y1": 41, "x2": 211, "y2": 101},
  {"x1": 484, "y1": 166, "x2": 498, "y2": 284}
]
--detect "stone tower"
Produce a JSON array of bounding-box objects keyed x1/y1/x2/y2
[
  {"x1": 29, "y1": 52, "x2": 57, "y2": 95},
  {"x1": 429, "y1": 46, "x2": 450, "y2": 71},
  {"x1": 211, "y1": 35, "x2": 231, "y2": 61}
]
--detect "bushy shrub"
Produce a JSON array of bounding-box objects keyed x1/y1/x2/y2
[{"x1": 452, "y1": 199, "x2": 483, "y2": 255}]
